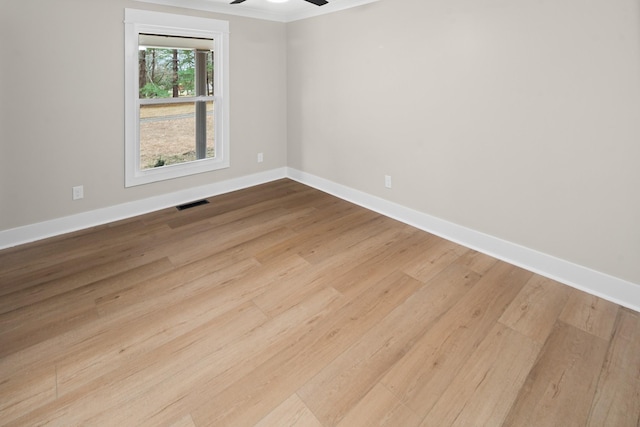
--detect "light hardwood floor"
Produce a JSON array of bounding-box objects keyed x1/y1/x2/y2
[{"x1": 1, "y1": 179, "x2": 638, "y2": 426}]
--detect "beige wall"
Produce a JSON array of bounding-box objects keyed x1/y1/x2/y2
[
  {"x1": 0, "y1": 0, "x2": 287, "y2": 230},
  {"x1": 287, "y1": 0, "x2": 640, "y2": 284}
]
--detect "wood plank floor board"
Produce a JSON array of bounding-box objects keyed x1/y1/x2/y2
[
  {"x1": 6, "y1": 301, "x2": 270, "y2": 426},
  {"x1": 0, "y1": 257, "x2": 174, "y2": 334},
  {"x1": 330, "y1": 231, "x2": 438, "y2": 299},
  {"x1": 0, "y1": 219, "x2": 168, "y2": 279},
  {"x1": 0, "y1": 256, "x2": 261, "y2": 386},
  {"x1": 0, "y1": 232, "x2": 170, "y2": 298},
  {"x1": 164, "y1": 206, "x2": 317, "y2": 266},
  {"x1": 0, "y1": 364, "x2": 57, "y2": 425},
  {"x1": 422, "y1": 323, "x2": 540, "y2": 426},
  {"x1": 251, "y1": 224, "x2": 416, "y2": 318},
  {"x1": 190, "y1": 272, "x2": 425, "y2": 427},
  {"x1": 587, "y1": 309, "x2": 640, "y2": 427},
  {"x1": 167, "y1": 414, "x2": 198, "y2": 427},
  {"x1": 0, "y1": 255, "x2": 174, "y2": 314},
  {"x1": 94, "y1": 254, "x2": 261, "y2": 317},
  {"x1": 381, "y1": 261, "x2": 532, "y2": 418},
  {"x1": 0, "y1": 303, "x2": 100, "y2": 360},
  {"x1": 254, "y1": 207, "x2": 381, "y2": 264},
  {"x1": 336, "y1": 383, "x2": 422, "y2": 427},
  {"x1": 558, "y1": 290, "x2": 620, "y2": 340},
  {"x1": 275, "y1": 187, "x2": 344, "y2": 213},
  {"x1": 401, "y1": 237, "x2": 469, "y2": 285},
  {"x1": 56, "y1": 254, "x2": 293, "y2": 395},
  {"x1": 502, "y1": 321, "x2": 610, "y2": 427},
  {"x1": 254, "y1": 394, "x2": 323, "y2": 427},
  {"x1": 297, "y1": 214, "x2": 393, "y2": 265},
  {"x1": 499, "y1": 274, "x2": 572, "y2": 344},
  {"x1": 454, "y1": 249, "x2": 499, "y2": 275},
  {"x1": 286, "y1": 197, "x2": 361, "y2": 233},
  {"x1": 1, "y1": 238, "x2": 301, "y2": 385},
  {"x1": 0, "y1": 179, "x2": 637, "y2": 426},
  {"x1": 166, "y1": 198, "x2": 292, "y2": 231},
  {"x1": 9, "y1": 286, "x2": 343, "y2": 426},
  {"x1": 297, "y1": 264, "x2": 482, "y2": 426},
  {"x1": 77, "y1": 287, "x2": 346, "y2": 427},
  {"x1": 164, "y1": 183, "x2": 312, "y2": 230},
  {"x1": 161, "y1": 179, "x2": 303, "y2": 230}
]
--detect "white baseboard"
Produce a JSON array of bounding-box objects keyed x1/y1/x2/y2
[
  {"x1": 0, "y1": 168, "x2": 287, "y2": 251},
  {"x1": 2, "y1": 165, "x2": 638, "y2": 312},
  {"x1": 287, "y1": 167, "x2": 640, "y2": 313}
]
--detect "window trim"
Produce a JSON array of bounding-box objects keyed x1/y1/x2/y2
[{"x1": 124, "y1": 9, "x2": 230, "y2": 187}]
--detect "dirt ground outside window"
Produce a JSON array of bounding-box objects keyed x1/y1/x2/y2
[{"x1": 139, "y1": 103, "x2": 214, "y2": 169}]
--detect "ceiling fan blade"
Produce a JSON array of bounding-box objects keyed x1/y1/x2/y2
[{"x1": 231, "y1": 0, "x2": 327, "y2": 5}]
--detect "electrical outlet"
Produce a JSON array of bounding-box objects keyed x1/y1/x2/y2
[
  {"x1": 257, "y1": 152, "x2": 264, "y2": 163},
  {"x1": 72, "y1": 185, "x2": 84, "y2": 200},
  {"x1": 385, "y1": 175, "x2": 392, "y2": 189}
]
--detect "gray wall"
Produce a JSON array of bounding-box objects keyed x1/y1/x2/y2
[
  {"x1": 0, "y1": 0, "x2": 287, "y2": 230},
  {"x1": 287, "y1": 0, "x2": 640, "y2": 284}
]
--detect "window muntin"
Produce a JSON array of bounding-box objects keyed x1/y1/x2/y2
[{"x1": 124, "y1": 9, "x2": 229, "y2": 187}]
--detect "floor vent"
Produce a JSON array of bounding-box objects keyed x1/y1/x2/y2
[{"x1": 176, "y1": 199, "x2": 209, "y2": 211}]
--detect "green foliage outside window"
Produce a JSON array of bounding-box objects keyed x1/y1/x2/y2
[{"x1": 139, "y1": 48, "x2": 213, "y2": 99}]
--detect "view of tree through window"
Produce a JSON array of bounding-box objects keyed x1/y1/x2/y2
[
  {"x1": 125, "y1": 10, "x2": 229, "y2": 187},
  {"x1": 138, "y1": 36, "x2": 215, "y2": 170}
]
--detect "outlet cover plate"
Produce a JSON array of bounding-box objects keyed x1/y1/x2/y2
[{"x1": 72, "y1": 185, "x2": 84, "y2": 200}]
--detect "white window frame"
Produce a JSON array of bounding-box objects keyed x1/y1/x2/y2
[{"x1": 124, "y1": 9, "x2": 230, "y2": 187}]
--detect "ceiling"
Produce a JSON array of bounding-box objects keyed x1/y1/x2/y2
[{"x1": 133, "y1": 0, "x2": 380, "y2": 22}]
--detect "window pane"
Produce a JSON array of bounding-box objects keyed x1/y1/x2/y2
[
  {"x1": 139, "y1": 48, "x2": 214, "y2": 99},
  {"x1": 140, "y1": 102, "x2": 215, "y2": 170}
]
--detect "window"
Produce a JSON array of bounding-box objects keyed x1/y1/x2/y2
[{"x1": 124, "y1": 9, "x2": 229, "y2": 187}]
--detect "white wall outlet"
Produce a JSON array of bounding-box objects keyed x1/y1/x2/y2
[
  {"x1": 385, "y1": 175, "x2": 392, "y2": 189},
  {"x1": 257, "y1": 152, "x2": 264, "y2": 163},
  {"x1": 72, "y1": 185, "x2": 84, "y2": 200}
]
